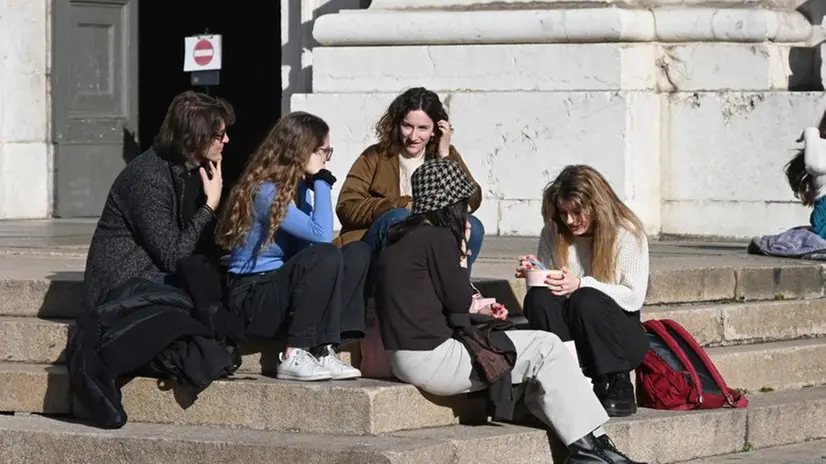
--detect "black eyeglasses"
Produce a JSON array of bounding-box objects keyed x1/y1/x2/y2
[{"x1": 317, "y1": 146, "x2": 334, "y2": 161}]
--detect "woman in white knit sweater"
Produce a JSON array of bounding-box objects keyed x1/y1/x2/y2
[
  {"x1": 785, "y1": 117, "x2": 826, "y2": 238},
  {"x1": 516, "y1": 165, "x2": 650, "y2": 418}
]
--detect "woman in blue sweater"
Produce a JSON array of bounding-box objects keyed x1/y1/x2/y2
[{"x1": 216, "y1": 111, "x2": 370, "y2": 382}]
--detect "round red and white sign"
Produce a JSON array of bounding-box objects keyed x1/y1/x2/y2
[{"x1": 193, "y1": 39, "x2": 214, "y2": 66}]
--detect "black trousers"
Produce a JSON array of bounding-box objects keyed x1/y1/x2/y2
[
  {"x1": 522, "y1": 286, "x2": 648, "y2": 378},
  {"x1": 227, "y1": 242, "x2": 370, "y2": 348}
]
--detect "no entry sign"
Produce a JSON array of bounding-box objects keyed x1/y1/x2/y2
[
  {"x1": 183, "y1": 35, "x2": 222, "y2": 72},
  {"x1": 193, "y1": 39, "x2": 214, "y2": 66}
]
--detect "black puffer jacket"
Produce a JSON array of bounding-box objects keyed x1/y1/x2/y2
[{"x1": 66, "y1": 278, "x2": 240, "y2": 429}]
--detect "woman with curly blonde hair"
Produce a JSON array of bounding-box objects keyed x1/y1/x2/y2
[
  {"x1": 516, "y1": 165, "x2": 650, "y2": 417},
  {"x1": 217, "y1": 111, "x2": 370, "y2": 382}
]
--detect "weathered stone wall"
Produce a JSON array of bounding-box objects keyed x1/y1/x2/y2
[
  {"x1": 293, "y1": 4, "x2": 823, "y2": 238},
  {"x1": 0, "y1": 0, "x2": 51, "y2": 218}
]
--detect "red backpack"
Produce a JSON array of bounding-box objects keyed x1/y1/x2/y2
[{"x1": 636, "y1": 319, "x2": 748, "y2": 410}]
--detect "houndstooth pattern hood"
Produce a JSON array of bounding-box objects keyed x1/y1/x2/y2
[{"x1": 411, "y1": 158, "x2": 478, "y2": 214}]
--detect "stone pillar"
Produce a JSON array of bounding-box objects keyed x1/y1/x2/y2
[
  {"x1": 293, "y1": 1, "x2": 818, "y2": 238},
  {"x1": 280, "y1": 0, "x2": 370, "y2": 115},
  {"x1": 0, "y1": 1, "x2": 51, "y2": 219}
]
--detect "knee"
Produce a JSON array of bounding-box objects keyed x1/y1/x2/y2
[
  {"x1": 311, "y1": 243, "x2": 344, "y2": 267},
  {"x1": 343, "y1": 241, "x2": 372, "y2": 266},
  {"x1": 378, "y1": 208, "x2": 411, "y2": 225},
  {"x1": 567, "y1": 287, "x2": 606, "y2": 318},
  {"x1": 369, "y1": 208, "x2": 411, "y2": 240},
  {"x1": 344, "y1": 240, "x2": 372, "y2": 256},
  {"x1": 534, "y1": 330, "x2": 565, "y2": 354},
  {"x1": 468, "y1": 215, "x2": 485, "y2": 240},
  {"x1": 523, "y1": 287, "x2": 558, "y2": 311}
]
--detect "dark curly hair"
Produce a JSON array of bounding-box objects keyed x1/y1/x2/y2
[
  {"x1": 375, "y1": 87, "x2": 448, "y2": 158},
  {"x1": 786, "y1": 111, "x2": 826, "y2": 206}
]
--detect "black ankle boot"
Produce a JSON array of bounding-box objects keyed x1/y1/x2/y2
[
  {"x1": 565, "y1": 433, "x2": 646, "y2": 464},
  {"x1": 602, "y1": 372, "x2": 637, "y2": 417},
  {"x1": 592, "y1": 375, "x2": 608, "y2": 401}
]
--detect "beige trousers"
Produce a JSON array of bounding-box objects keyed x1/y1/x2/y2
[{"x1": 388, "y1": 330, "x2": 609, "y2": 446}]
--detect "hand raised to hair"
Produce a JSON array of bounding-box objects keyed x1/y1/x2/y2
[{"x1": 436, "y1": 120, "x2": 452, "y2": 158}]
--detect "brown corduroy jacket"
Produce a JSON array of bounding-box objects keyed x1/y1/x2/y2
[{"x1": 334, "y1": 143, "x2": 482, "y2": 247}]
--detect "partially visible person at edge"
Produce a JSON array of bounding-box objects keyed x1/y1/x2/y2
[
  {"x1": 517, "y1": 165, "x2": 650, "y2": 418},
  {"x1": 786, "y1": 110, "x2": 826, "y2": 239},
  {"x1": 335, "y1": 87, "x2": 485, "y2": 270},
  {"x1": 374, "y1": 159, "x2": 643, "y2": 464},
  {"x1": 217, "y1": 111, "x2": 369, "y2": 382},
  {"x1": 83, "y1": 91, "x2": 232, "y2": 309}
]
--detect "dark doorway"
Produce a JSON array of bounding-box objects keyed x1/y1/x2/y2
[{"x1": 138, "y1": 1, "x2": 281, "y2": 188}]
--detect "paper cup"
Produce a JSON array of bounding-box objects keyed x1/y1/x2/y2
[{"x1": 525, "y1": 269, "x2": 563, "y2": 287}]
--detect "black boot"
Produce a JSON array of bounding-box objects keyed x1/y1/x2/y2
[
  {"x1": 565, "y1": 433, "x2": 646, "y2": 463},
  {"x1": 602, "y1": 372, "x2": 637, "y2": 417},
  {"x1": 592, "y1": 375, "x2": 608, "y2": 401}
]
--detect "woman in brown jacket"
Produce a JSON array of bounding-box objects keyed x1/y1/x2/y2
[{"x1": 335, "y1": 87, "x2": 485, "y2": 270}]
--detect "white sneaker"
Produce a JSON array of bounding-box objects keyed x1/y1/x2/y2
[
  {"x1": 277, "y1": 348, "x2": 333, "y2": 381},
  {"x1": 318, "y1": 345, "x2": 362, "y2": 380}
]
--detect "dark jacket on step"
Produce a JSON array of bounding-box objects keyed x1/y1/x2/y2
[
  {"x1": 66, "y1": 276, "x2": 241, "y2": 429},
  {"x1": 455, "y1": 315, "x2": 517, "y2": 421},
  {"x1": 83, "y1": 147, "x2": 219, "y2": 309}
]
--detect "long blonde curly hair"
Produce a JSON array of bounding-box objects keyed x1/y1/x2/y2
[
  {"x1": 541, "y1": 165, "x2": 645, "y2": 283},
  {"x1": 216, "y1": 111, "x2": 329, "y2": 249}
]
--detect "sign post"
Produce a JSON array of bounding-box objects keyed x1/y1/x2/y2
[{"x1": 183, "y1": 33, "x2": 222, "y2": 91}]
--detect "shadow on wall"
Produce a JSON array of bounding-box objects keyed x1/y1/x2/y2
[
  {"x1": 123, "y1": 127, "x2": 141, "y2": 164},
  {"x1": 788, "y1": 47, "x2": 822, "y2": 91},
  {"x1": 281, "y1": 0, "x2": 372, "y2": 114},
  {"x1": 791, "y1": 0, "x2": 826, "y2": 91}
]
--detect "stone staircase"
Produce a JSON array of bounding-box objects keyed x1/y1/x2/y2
[{"x1": 1, "y1": 241, "x2": 826, "y2": 463}]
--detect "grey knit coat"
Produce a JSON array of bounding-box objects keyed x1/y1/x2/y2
[{"x1": 83, "y1": 148, "x2": 217, "y2": 308}]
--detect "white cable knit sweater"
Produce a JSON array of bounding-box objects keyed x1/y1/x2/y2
[
  {"x1": 803, "y1": 127, "x2": 826, "y2": 199},
  {"x1": 536, "y1": 225, "x2": 649, "y2": 313}
]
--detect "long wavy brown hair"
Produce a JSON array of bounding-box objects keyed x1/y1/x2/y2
[
  {"x1": 216, "y1": 111, "x2": 329, "y2": 249},
  {"x1": 786, "y1": 111, "x2": 826, "y2": 206},
  {"x1": 375, "y1": 87, "x2": 449, "y2": 159},
  {"x1": 541, "y1": 165, "x2": 645, "y2": 283}
]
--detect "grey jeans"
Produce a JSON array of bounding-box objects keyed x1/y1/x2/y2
[{"x1": 387, "y1": 330, "x2": 609, "y2": 446}]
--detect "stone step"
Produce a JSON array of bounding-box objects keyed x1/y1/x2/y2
[
  {"x1": 0, "y1": 363, "x2": 486, "y2": 435},
  {"x1": 642, "y1": 298, "x2": 826, "y2": 347},
  {"x1": 2, "y1": 251, "x2": 824, "y2": 319},
  {"x1": 5, "y1": 296, "x2": 826, "y2": 382},
  {"x1": 1, "y1": 333, "x2": 825, "y2": 434},
  {"x1": 0, "y1": 317, "x2": 355, "y2": 374},
  {"x1": 1, "y1": 385, "x2": 826, "y2": 463},
  {"x1": 684, "y1": 439, "x2": 826, "y2": 464},
  {"x1": 472, "y1": 258, "x2": 825, "y2": 312},
  {"x1": 707, "y1": 339, "x2": 826, "y2": 392},
  {"x1": 0, "y1": 252, "x2": 85, "y2": 319}
]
